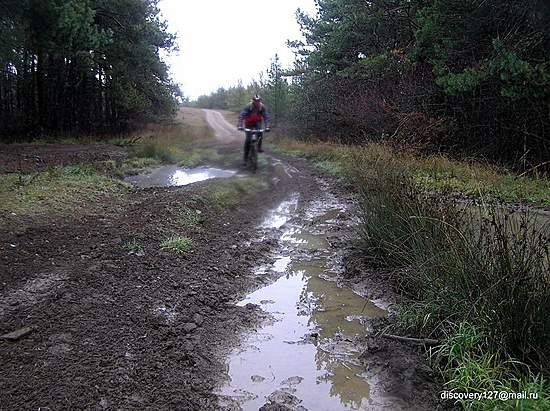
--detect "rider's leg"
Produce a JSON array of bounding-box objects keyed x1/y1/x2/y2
[
  {"x1": 243, "y1": 131, "x2": 252, "y2": 164},
  {"x1": 257, "y1": 132, "x2": 264, "y2": 152}
]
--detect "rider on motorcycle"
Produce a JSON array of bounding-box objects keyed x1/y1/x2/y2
[{"x1": 237, "y1": 95, "x2": 270, "y2": 165}]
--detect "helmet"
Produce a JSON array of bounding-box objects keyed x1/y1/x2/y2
[{"x1": 252, "y1": 94, "x2": 262, "y2": 102}]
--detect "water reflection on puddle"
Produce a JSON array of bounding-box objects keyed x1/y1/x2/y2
[
  {"x1": 125, "y1": 165, "x2": 237, "y2": 188},
  {"x1": 260, "y1": 193, "x2": 300, "y2": 229},
  {"x1": 221, "y1": 257, "x2": 387, "y2": 411},
  {"x1": 282, "y1": 229, "x2": 330, "y2": 251},
  {"x1": 220, "y1": 192, "x2": 391, "y2": 410}
]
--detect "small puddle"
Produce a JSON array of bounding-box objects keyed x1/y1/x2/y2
[
  {"x1": 220, "y1": 257, "x2": 387, "y2": 410},
  {"x1": 125, "y1": 165, "x2": 237, "y2": 188}
]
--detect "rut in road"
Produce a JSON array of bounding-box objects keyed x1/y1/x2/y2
[{"x1": 203, "y1": 110, "x2": 442, "y2": 411}]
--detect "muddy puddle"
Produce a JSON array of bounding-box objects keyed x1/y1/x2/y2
[
  {"x1": 125, "y1": 165, "x2": 237, "y2": 188},
  {"x1": 219, "y1": 186, "x2": 390, "y2": 410}
]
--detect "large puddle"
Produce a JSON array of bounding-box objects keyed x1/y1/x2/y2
[
  {"x1": 125, "y1": 165, "x2": 237, "y2": 188},
  {"x1": 219, "y1": 188, "x2": 389, "y2": 410}
]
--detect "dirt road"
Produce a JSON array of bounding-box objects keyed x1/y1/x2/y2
[
  {"x1": 203, "y1": 109, "x2": 241, "y2": 143},
  {"x1": 0, "y1": 109, "x2": 444, "y2": 410}
]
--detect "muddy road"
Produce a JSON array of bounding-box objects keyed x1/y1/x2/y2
[{"x1": 0, "y1": 109, "x2": 444, "y2": 410}]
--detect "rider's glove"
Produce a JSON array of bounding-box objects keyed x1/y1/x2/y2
[
  {"x1": 265, "y1": 127, "x2": 271, "y2": 132},
  {"x1": 237, "y1": 126, "x2": 244, "y2": 131}
]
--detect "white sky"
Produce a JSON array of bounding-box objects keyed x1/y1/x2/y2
[{"x1": 158, "y1": 0, "x2": 317, "y2": 100}]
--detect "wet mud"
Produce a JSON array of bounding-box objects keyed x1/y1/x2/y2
[
  {"x1": 0, "y1": 110, "x2": 445, "y2": 410},
  {"x1": 219, "y1": 187, "x2": 391, "y2": 410},
  {"x1": 0, "y1": 143, "x2": 126, "y2": 173}
]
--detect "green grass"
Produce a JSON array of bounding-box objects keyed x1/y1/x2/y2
[
  {"x1": 134, "y1": 137, "x2": 220, "y2": 168},
  {"x1": 123, "y1": 239, "x2": 145, "y2": 255},
  {"x1": 257, "y1": 155, "x2": 270, "y2": 169},
  {"x1": 432, "y1": 323, "x2": 550, "y2": 410},
  {"x1": 413, "y1": 162, "x2": 550, "y2": 206},
  {"x1": 160, "y1": 235, "x2": 193, "y2": 254},
  {"x1": 119, "y1": 157, "x2": 161, "y2": 176},
  {"x1": 178, "y1": 207, "x2": 205, "y2": 228},
  {"x1": 352, "y1": 146, "x2": 550, "y2": 408},
  {"x1": 272, "y1": 137, "x2": 550, "y2": 207},
  {"x1": 0, "y1": 165, "x2": 129, "y2": 217},
  {"x1": 313, "y1": 158, "x2": 346, "y2": 177}
]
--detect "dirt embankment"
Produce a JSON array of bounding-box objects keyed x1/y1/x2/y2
[{"x1": 0, "y1": 144, "x2": 127, "y2": 173}]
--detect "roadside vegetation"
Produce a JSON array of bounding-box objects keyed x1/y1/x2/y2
[
  {"x1": 0, "y1": 164, "x2": 130, "y2": 221},
  {"x1": 272, "y1": 137, "x2": 550, "y2": 410},
  {"x1": 123, "y1": 239, "x2": 145, "y2": 256},
  {"x1": 272, "y1": 138, "x2": 550, "y2": 207}
]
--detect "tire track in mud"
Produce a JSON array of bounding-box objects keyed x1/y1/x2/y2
[{"x1": 204, "y1": 112, "x2": 446, "y2": 410}]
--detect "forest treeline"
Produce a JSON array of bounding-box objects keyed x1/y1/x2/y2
[
  {"x1": 0, "y1": 0, "x2": 179, "y2": 141},
  {"x1": 189, "y1": 55, "x2": 289, "y2": 127},
  {"x1": 195, "y1": 0, "x2": 550, "y2": 169}
]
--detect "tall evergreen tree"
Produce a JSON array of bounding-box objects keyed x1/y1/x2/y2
[
  {"x1": 0, "y1": 0, "x2": 179, "y2": 140},
  {"x1": 263, "y1": 54, "x2": 289, "y2": 125}
]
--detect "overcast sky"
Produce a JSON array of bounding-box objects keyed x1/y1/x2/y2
[{"x1": 158, "y1": 0, "x2": 317, "y2": 100}]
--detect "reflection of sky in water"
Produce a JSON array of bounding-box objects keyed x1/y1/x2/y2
[
  {"x1": 272, "y1": 256, "x2": 291, "y2": 273},
  {"x1": 171, "y1": 170, "x2": 211, "y2": 185},
  {"x1": 260, "y1": 193, "x2": 300, "y2": 229},
  {"x1": 125, "y1": 165, "x2": 237, "y2": 188},
  {"x1": 223, "y1": 258, "x2": 388, "y2": 411},
  {"x1": 170, "y1": 168, "x2": 235, "y2": 186}
]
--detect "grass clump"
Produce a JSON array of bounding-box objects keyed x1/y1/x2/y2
[
  {"x1": 179, "y1": 207, "x2": 205, "y2": 228},
  {"x1": 433, "y1": 323, "x2": 550, "y2": 410},
  {"x1": 123, "y1": 239, "x2": 145, "y2": 255},
  {"x1": 160, "y1": 235, "x2": 193, "y2": 254}
]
